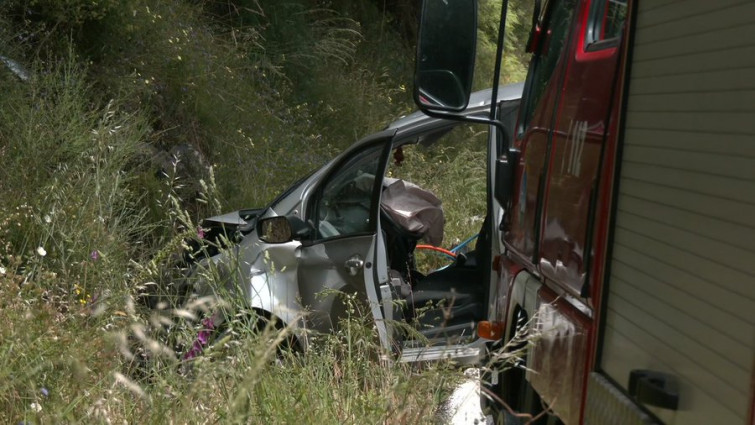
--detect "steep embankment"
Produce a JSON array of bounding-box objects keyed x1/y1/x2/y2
[{"x1": 0, "y1": 0, "x2": 528, "y2": 422}]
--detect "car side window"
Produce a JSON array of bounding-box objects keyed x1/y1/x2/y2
[{"x1": 313, "y1": 144, "x2": 384, "y2": 239}]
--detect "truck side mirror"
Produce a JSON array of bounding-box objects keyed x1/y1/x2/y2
[{"x1": 414, "y1": 0, "x2": 477, "y2": 112}]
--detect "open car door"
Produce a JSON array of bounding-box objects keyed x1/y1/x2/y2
[{"x1": 295, "y1": 130, "x2": 395, "y2": 351}]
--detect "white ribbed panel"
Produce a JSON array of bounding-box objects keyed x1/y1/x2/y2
[{"x1": 598, "y1": 1, "x2": 755, "y2": 424}]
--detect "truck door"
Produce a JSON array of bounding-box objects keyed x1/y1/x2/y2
[
  {"x1": 503, "y1": 1, "x2": 630, "y2": 423},
  {"x1": 538, "y1": 0, "x2": 627, "y2": 297},
  {"x1": 505, "y1": 0, "x2": 578, "y2": 267}
]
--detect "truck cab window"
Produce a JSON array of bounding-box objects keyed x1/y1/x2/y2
[
  {"x1": 603, "y1": 0, "x2": 628, "y2": 39},
  {"x1": 519, "y1": 0, "x2": 577, "y2": 132},
  {"x1": 586, "y1": 0, "x2": 628, "y2": 48}
]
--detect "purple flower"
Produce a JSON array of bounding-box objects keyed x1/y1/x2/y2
[
  {"x1": 182, "y1": 317, "x2": 217, "y2": 360},
  {"x1": 197, "y1": 226, "x2": 205, "y2": 240},
  {"x1": 90, "y1": 250, "x2": 99, "y2": 261},
  {"x1": 197, "y1": 329, "x2": 210, "y2": 345},
  {"x1": 184, "y1": 341, "x2": 203, "y2": 360},
  {"x1": 201, "y1": 317, "x2": 215, "y2": 330},
  {"x1": 40, "y1": 388, "x2": 49, "y2": 397}
]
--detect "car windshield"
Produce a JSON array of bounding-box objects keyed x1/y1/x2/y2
[{"x1": 267, "y1": 168, "x2": 317, "y2": 210}]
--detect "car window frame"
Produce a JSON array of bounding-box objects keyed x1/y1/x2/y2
[{"x1": 305, "y1": 138, "x2": 393, "y2": 244}]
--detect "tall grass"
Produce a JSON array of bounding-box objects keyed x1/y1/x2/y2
[
  {"x1": 0, "y1": 4, "x2": 460, "y2": 422},
  {"x1": 0, "y1": 0, "x2": 531, "y2": 422}
]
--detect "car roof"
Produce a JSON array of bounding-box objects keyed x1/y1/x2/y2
[{"x1": 203, "y1": 83, "x2": 524, "y2": 224}]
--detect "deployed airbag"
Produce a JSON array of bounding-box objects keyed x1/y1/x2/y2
[{"x1": 381, "y1": 177, "x2": 444, "y2": 246}]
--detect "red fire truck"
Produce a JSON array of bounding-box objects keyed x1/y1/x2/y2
[{"x1": 413, "y1": 0, "x2": 755, "y2": 424}]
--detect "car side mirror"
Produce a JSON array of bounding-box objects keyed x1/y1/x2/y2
[
  {"x1": 414, "y1": 0, "x2": 477, "y2": 112},
  {"x1": 258, "y1": 216, "x2": 310, "y2": 244}
]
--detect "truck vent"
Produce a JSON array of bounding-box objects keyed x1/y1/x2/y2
[{"x1": 584, "y1": 372, "x2": 658, "y2": 425}]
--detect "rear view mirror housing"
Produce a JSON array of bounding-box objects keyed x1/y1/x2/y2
[
  {"x1": 414, "y1": 0, "x2": 477, "y2": 112},
  {"x1": 257, "y1": 215, "x2": 310, "y2": 244}
]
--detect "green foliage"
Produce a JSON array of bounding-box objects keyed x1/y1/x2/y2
[
  {"x1": 0, "y1": 0, "x2": 533, "y2": 421},
  {"x1": 244, "y1": 0, "x2": 417, "y2": 149},
  {"x1": 0, "y1": 254, "x2": 457, "y2": 422},
  {"x1": 24, "y1": 0, "x2": 118, "y2": 25},
  {"x1": 389, "y1": 125, "x2": 488, "y2": 249},
  {"x1": 475, "y1": 0, "x2": 532, "y2": 89},
  {"x1": 0, "y1": 53, "x2": 150, "y2": 294}
]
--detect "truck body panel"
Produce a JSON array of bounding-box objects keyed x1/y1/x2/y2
[
  {"x1": 411, "y1": 0, "x2": 754, "y2": 422},
  {"x1": 595, "y1": 1, "x2": 755, "y2": 423},
  {"x1": 493, "y1": 0, "x2": 754, "y2": 423}
]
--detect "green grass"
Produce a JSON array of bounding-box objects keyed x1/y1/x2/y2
[
  {"x1": 0, "y1": 273, "x2": 459, "y2": 423},
  {"x1": 388, "y1": 125, "x2": 489, "y2": 262},
  {"x1": 0, "y1": 0, "x2": 529, "y2": 422}
]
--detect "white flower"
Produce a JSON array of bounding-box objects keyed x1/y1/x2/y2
[
  {"x1": 44, "y1": 214, "x2": 52, "y2": 223},
  {"x1": 30, "y1": 402, "x2": 42, "y2": 412},
  {"x1": 36, "y1": 246, "x2": 47, "y2": 257},
  {"x1": 0, "y1": 266, "x2": 6, "y2": 275}
]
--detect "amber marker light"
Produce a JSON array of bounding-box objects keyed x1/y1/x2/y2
[{"x1": 477, "y1": 321, "x2": 504, "y2": 340}]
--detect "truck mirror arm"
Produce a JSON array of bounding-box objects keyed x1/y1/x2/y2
[
  {"x1": 416, "y1": 108, "x2": 512, "y2": 152},
  {"x1": 489, "y1": 0, "x2": 509, "y2": 120}
]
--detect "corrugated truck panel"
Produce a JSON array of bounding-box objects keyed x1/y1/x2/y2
[{"x1": 597, "y1": 0, "x2": 755, "y2": 423}]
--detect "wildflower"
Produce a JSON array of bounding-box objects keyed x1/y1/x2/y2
[
  {"x1": 0, "y1": 266, "x2": 5, "y2": 275},
  {"x1": 183, "y1": 317, "x2": 216, "y2": 360},
  {"x1": 90, "y1": 250, "x2": 100, "y2": 261},
  {"x1": 40, "y1": 388, "x2": 49, "y2": 397},
  {"x1": 30, "y1": 402, "x2": 42, "y2": 412},
  {"x1": 36, "y1": 247, "x2": 47, "y2": 257},
  {"x1": 184, "y1": 341, "x2": 203, "y2": 360},
  {"x1": 197, "y1": 226, "x2": 205, "y2": 240}
]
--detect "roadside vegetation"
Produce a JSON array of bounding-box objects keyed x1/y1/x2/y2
[{"x1": 0, "y1": 0, "x2": 530, "y2": 422}]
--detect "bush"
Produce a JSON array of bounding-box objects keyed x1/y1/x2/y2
[{"x1": 0, "y1": 52, "x2": 151, "y2": 292}]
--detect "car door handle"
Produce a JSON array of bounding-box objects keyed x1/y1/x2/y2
[{"x1": 344, "y1": 256, "x2": 364, "y2": 276}]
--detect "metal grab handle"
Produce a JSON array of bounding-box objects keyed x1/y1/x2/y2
[{"x1": 344, "y1": 256, "x2": 364, "y2": 276}]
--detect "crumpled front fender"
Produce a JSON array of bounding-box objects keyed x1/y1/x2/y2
[{"x1": 191, "y1": 236, "x2": 308, "y2": 344}]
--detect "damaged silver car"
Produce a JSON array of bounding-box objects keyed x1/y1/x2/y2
[{"x1": 188, "y1": 83, "x2": 522, "y2": 364}]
